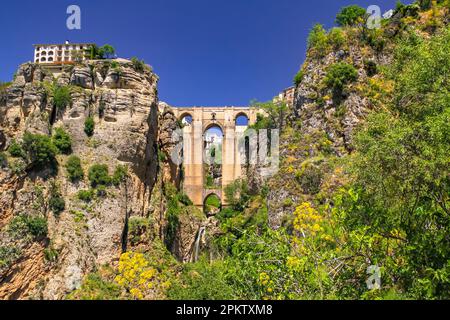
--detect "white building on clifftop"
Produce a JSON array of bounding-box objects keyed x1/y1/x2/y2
[{"x1": 33, "y1": 41, "x2": 94, "y2": 64}]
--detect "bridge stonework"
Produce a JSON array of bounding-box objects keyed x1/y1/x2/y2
[{"x1": 170, "y1": 106, "x2": 260, "y2": 208}]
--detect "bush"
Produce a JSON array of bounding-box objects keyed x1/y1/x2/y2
[
  {"x1": 328, "y1": 27, "x2": 346, "y2": 49},
  {"x1": 8, "y1": 140, "x2": 25, "y2": 158},
  {"x1": 307, "y1": 24, "x2": 329, "y2": 56},
  {"x1": 8, "y1": 215, "x2": 48, "y2": 240},
  {"x1": 49, "y1": 182, "x2": 65, "y2": 215},
  {"x1": 77, "y1": 189, "x2": 95, "y2": 202},
  {"x1": 177, "y1": 192, "x2": 193, "y2": 206},
  {"x1": 0, "y1": 246, "x2": 21, "y2": 270},
  {"x1": 52, "y1": 85, "x2": 72, "y2": 110},
  {"x1": 22, "y1": 132, "x2": 58, "y2": 169},
  {"x1": 336, "y1": 5, "x2": 367, "y2": 26},
  {"x1": 52, "y1": 127, "x2": 72, "y2": 154},
  {"x1": 88, "y1": 164, "x2": 110, "y2": 187},
  {"x1": 66, "y1": 156, "x2": 84, "y2": 182},
  {"x1": 96, "y1": 185, "x2": 108, "y2": 197},
  {"x1": 364, "y1": 59, "x2": 378, "y2": 76},
  {"x1": 324, "y1": 62, "x2": 358, "y2": 92},
  {"x1": 296, "y1": 164, "x2": 323, "y2": 195},
  {"x1": 128, "y1": 217, "x2": 150, "y2": 245},
  {"x1": 131, "y1": 57, "x2": 146, "y2": 72},
  {"x1": 293, "y1": 70, "x2": 304, "y2": 86},
  {"x1": 84, "y1": 117, "x2": 95, "y2": 137},
  {"x1": 112, "y1": 165, "x2": 128, "y2": 186}
]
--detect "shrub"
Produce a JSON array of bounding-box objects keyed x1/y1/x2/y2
[
  {"x1": 22, "y1": 132, "x2": 58, "y2": 169},
  {"x1": 324, "y1": 62, "x2": 358, "y2": 92},
  {"x1": 96, "y1": 185, "x2": 108, "y2": 197},
  {"x1": 8, "y1": 140, "x2": 25, "y2": 158},
  {"x1": 112, "y1": 165, "x2": 128, "y2": 186},
  {"x1": 328, "y1": 27, "x2": 346, "y2": 49},
  {"x1": 296, "y1": 164, "x2": 323, "y2": 195},
  {"x1": 364, "y1": 59, "x2": 378, "y2": 76},
  {"x1": 128, "y1": 217, "x2": 150, "y2": 245},
  {"x1": 44, "y1": 247, "x2": 59, "y2": 263},
  {"x1": 49, "y1": 182, "x2": 65, "y2": 215},
  {"x1": 66, "y1": 155, "x2": 84, "y2": 182},
  {"x1": 307, "y1": 24, "x2": 329, "y2": 56},
  {"x1": 8, "y1": 215, "x2": 48, "y2": 240},
  {"x1": 293, "y1": 70, "x2": 304, "y2": 86},
  {"x1": 88, "y1": 164, "x2": 110, "y2": 187},
  {"x1": 77, "y1": 189, "x2": 95, "y2": 202},
  {"x1": 131, "y1": 57, "x2": 146, "y2": 72},
  {"x1": 68, "y1": 272, "x2": 122, "y2": 300},
  {"x1": 336, "y1": 5, "x2": 367, "y2": 26},
  {"x1": 52, "y1": 85, "x2": 72, "y2": 110},
  {"x1": 84, "y1": 117, "x2": 95, "y2": 137},
  {"x1": 0, "y1": 246, "x2": 21, "y2": 270},
  {"x1": 177, "y1": 192, "x2": 193, "y2": 206},
  {"x1": 52, "y1": 127, "x2": 72, "y2": 154},
  {"x1": 9, "y1": 159, "x2": 26, "y2": 175}
]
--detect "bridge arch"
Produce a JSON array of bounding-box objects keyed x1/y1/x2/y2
[
  {"x1": 235, "y1": 112, "x2": 250, "y2": 126},
  {"x1": 203, "y1": 192, "x2": 222, "y2": 216}
]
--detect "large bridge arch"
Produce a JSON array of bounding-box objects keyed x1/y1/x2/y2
[{"x1": 170, "y1": 106, "x2": 263, "y2": 210}]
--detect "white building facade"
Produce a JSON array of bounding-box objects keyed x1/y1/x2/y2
[{"x1": 33, "y1": 42, "x2": 94, "y2": 64}]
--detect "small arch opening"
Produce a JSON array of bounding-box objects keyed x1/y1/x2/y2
[
  {"x1": 203, "y1": 193, "x2": 221, "y2": 216},
  {"x1": 204, "y1": 125, "x2": 223, "y2": 189},
  {"x1": 180, "y1": 114, "x2": 193, "y2": 127},
  {"x1": 235, "y1": 113, "x2": 249, "y2": 126}
]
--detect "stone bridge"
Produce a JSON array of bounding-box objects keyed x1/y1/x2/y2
[{"x1": 170, "y1": 106, "x2": 261, "y2": 208}]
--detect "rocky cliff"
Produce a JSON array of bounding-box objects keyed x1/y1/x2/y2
[{"x1": 0, "y1": 59, "x2": 171, "y2": 299}]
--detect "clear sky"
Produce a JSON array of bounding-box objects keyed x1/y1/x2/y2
[{"x1": 0, "y1": 0, "x2": 406, "y2": 106}]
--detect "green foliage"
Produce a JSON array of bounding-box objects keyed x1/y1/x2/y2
[
  {"x1": 332, "y1": 27, "x2": 450, "y2": 299},
  {"x1": 52, "y1": 127, "x2": 72, "y2": 154},
  {"x1": 168, "y1": 258, "x2": 236, "y2": 300},
  {"x1": 49, "y1": 182, "x2": 65, "y2": 215},
  {"x1": 131, "y1": 57, "x2": 147, "y2": 72},
  {"x1": 68, "y1": 272, "x2": 122, "y2": 300},
  {"x1": 296, "y1": 163, "x2": 323, "y2": 195},
  {"x1": 8, "y1": 140, "x2": 25, "y2": 158},
  {"x1": 65, "y1": 155, "x2": 84, "y2": 182},
  {"x1": 177, "y1": 192, "x2": 193, "y2": 206},
  {"x1": 88, "y1": 164, "x2": 111, "y2": 187},
  {"x1": 44, "y1": 247, "x2": 59, "y2": 263},
  {"x1": 51, "y1": 85, "x2": 72, "y2": 110},
  {"x1": 293, "y1": 69, "x2": 304, "y2": 86},
  {"x1": 128, "y1": 216, "x2": 151, "y2": 245},
  {"x1": 77, "y1": 189, "x2": 95, "y2": 202},
  {"x1": 336, "y1": 5, "x2": 367, "y2": 26},
  {"x1": 22, "y1": 132, "x2": 58, "y2": 170},
  {"x1": 225, "y1": 179, "x2": 250, "y2": 211},
  {"x1": 328, "y1": 27, "x2": 346, "y2": 49},
  {"x1": 0, "y1": 246, "x2": 21, "y2": 270},
  {"x1": 111, "y1": 165, "x2": 128, "y2": 186},
  {"x1": 85, "y1": 44, "x2": 116, "y2": 60},
  {"x1": 307, "y1": 24, "x2": 330, "y2": 56},
  {"x1": 84, "y1": 117, "x2": 95, "y2": 137},
  {"x1": 364, "y1": 59, "x2": 378, "y2": 77},
  {"x1": 324, "y1": 62, "x2": 358, "y2": 92},
  {"x1": 8, "y1": 215, "x2": 48, "y2": 240}
]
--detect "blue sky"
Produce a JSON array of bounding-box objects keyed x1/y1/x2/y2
[{"x1": 0, "y1": 0, "x2": 406, "y2": 106}]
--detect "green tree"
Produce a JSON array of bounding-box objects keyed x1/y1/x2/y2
[
  {"x1": 51, "y1": 85, "x2": 72, "y2": 110},
  {"x1": 66, "y1": 155, "x2": 84, "y2": 182},
  {"x1": 52, "y1": 127, "x2": 72, "y2": 154},
  {"x1": 88, "y1": 164, "x2": 111, "y2": 187},
  {"x1": 324, "y1": 62, "x2": 358, "y2": 92},
  {"x1": 336, "y1": 5, "x2": 367, "y2": 27},
  {"x1": 22, "y1": 132, "x2": 58, "y2": 170},
  {"x1": 84, "y1": 117, "x2": 95, "y2": 137}
]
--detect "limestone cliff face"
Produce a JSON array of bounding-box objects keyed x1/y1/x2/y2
[
  {"x1": 267, "y1": 26, "x2": 394, "y2": 229},
  {"x1": 0, "y1": 60, "x2": 165, "y2": 299}
]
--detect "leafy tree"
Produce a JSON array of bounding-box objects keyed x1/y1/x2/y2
[
  {"x1": 8, "y1": 139, "x2": 25, "y2": 158},
  {"x1": 52, "y1": 127, "x2": 72, "y2": 154},
  {"x1": 88, "y1": 164, "x2": 111, "y2": 187},
  {"x1": 100, "y1": 45, "x2": 116, "y2": 59},
  {"x1": 324, "y1": 62, "x2": 358, "y2": 92},
  {"x1": 84, "y1": 117, "x2": 95, "y2": 137},
  {"x1": 336, "y1": 5, "x2": 367, "y2": 26},
  {"x1": 51, "y1": 85, "x2": 72, "y2": 110},
  {"x1": 66, "y1": 155, "x2": 84, "y2": 182},
  {"x1": 111, "y1": 165, "x2": 128, "y2": 186},
  {"x1": 131, "y1": 57, "x2": 147, "y2": 72},
  {"x1": 22, "y1": 132, "x2": 58, "y2": 170},
  {"x1": 307, "y1": 24, "x2": 330, "y2": 57}
]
